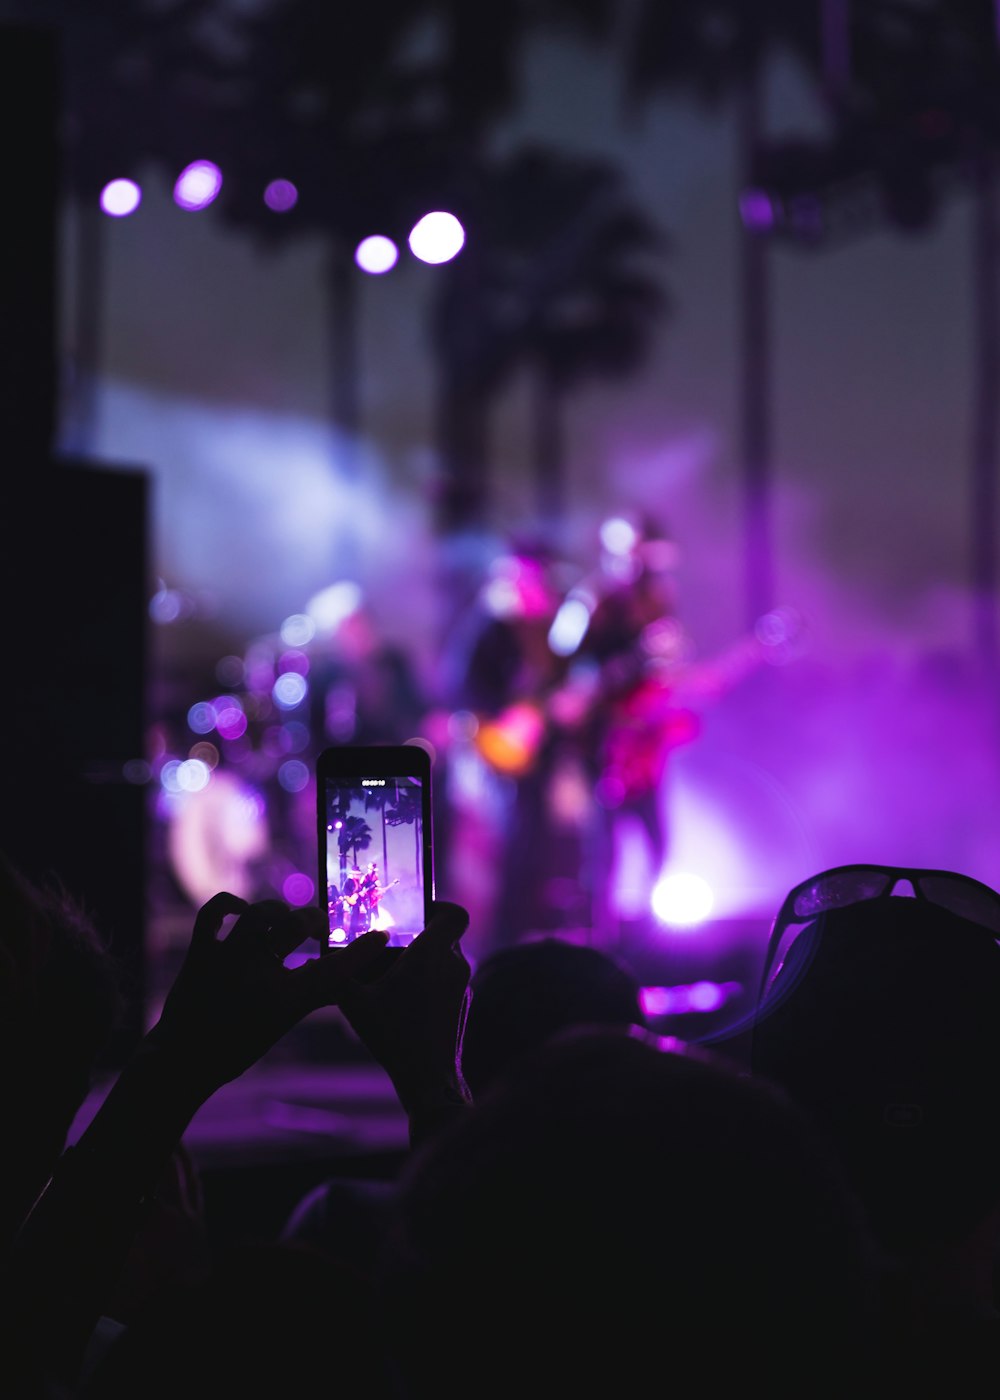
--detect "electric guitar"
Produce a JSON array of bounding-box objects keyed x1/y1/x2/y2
[
  {"x1": 472, "y1": 606, "x2": 805, "y2": 795},
  {"x1": 367, "y1": 876, "x2": 400, "y2": 901}
]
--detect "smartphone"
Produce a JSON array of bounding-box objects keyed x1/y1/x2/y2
[{"x1": 316, "y1": 743, "x2": 434, "y2": 953}]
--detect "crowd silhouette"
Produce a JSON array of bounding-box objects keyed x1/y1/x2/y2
[{"x1": 4, "y1": 829, "x2": 1000, "y2": 1398}]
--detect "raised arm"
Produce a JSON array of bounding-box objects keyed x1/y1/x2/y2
[
  {"x1": 336, "y1": 901, "x2": 474, "y2": 1148},
  {"x1": 3, "y1": 894, "x2": 388, "y2": 1391}
]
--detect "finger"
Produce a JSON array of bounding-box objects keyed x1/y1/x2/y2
[
  {"x1": 406, "y1": 901, "x2": 470, "y2": 960},
  {"x1": 224, "y1": 899, "x2": 290, "y2": 953},
  {"x1": 270, "y1": 904, "x2": 327, "y2": 961},
  {"x1": 191, "y1": 892, "x2": 248, "y2": 951},
  {"x1": 294, "y1": 929, "x2": 390, "y2": 1010}
]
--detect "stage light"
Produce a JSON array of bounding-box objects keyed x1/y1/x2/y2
[
  {"x1": 640, "y1": 981, "x2": 739, "y2": 1017},
  {"x1": 280, "y1": 613, "x2": 315, "y2": 647},
  {"x1": 599, "y1": 515, "x2": 639, "y2": 556},
  {"x1": 214, "y1": 699, "x2": 248, "y2": 741},
  {"x1": 177, "y1": 758, "x2": 211, "y2": 793},
  {"x1": 687, "y1": 980, "x2": 725, "y2": 1012},
  {"x1": 149, "y1": 587, "x2": 183, "y2": 624},
  {"x1": 279, "y1": 649, "x2": 309, "y2": 677},
  {"x1": 273, "y1": 672, "x2": 308, "y2": 710},
  {"x1": 408, "y1": 211, "x2": 465, "y2": 264},
  {"x1": 651, "y1": 871, "x2": 715, "y2": 928},
  {"x1": 189, "y1": 742, "x2": 219, "y2": 768},
  {"x1": 278, "y1": 758, "x2": 310, "y2": 793},
  {"x1": 100, "y1": 178, "x2": 141, "y2": 217},
  {"x1": 187, "y1": 701, "x2": 216, "y2": 735},
  {"x1": 356, "y1": 235, "x2": 399, "y2": 274},
  {"x1": 739, "y1": 188, "x2": 776, "y2": 231},
  {"x1": 174, "y1": 160, "x2": 223, "y2": 211},
  {"x1": 548, "y1": 595, "x2": 592, "y2": 656},
  {"x1": 160, "y1": 759, "x2": 184, "y2": 793},
  {"x1": 264, "y1": 178, "x2": 298, "y2": 212},
  {"x1": 306, "y1": 580, "x2": 363, "y2": 632}
]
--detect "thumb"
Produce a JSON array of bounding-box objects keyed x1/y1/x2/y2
[{"x1": 299, "y1": 929, "x2": 390, "y2": 1009}]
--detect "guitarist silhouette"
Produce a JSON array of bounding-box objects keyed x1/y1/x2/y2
[
  {"x1": 520, "y1": 511, "x2": 802, "y2": 947},
  {"x1": 453, "y1": 540, "x2": 573, "y2": 955}
]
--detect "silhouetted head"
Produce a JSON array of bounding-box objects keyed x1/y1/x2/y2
[
  {"x1": 385, "y1": 1028, "x2": 877, "y2": 1397},
  {"x1": 751, "y1": 888, "x2": 1000, "y2": 1256},
  {"x1": 460, "y1": 936, "x2": 647, "y2": 1097}
]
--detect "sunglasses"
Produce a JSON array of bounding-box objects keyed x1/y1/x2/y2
[{"x1": 758, "y1": 864, "x2": 1000, "y2": 1009}]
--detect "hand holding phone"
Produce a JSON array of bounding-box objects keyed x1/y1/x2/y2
[{"x1": 316, "y1": 743, "x2": 434, "y2": 954}]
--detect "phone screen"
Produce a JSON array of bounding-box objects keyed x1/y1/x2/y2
[{"x1": 316, "y1": 745, "x2": 433, "y2": 952}]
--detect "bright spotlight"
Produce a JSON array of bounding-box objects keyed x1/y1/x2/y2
[
  {"x1": 355, "y1": 235, "x2": 398, "y2": 274},
  {"x1": 306, "y1": 580, "x2": 363, "y2": 632},
  {"x1": 100, "y1": 178, "x2": 141, "y2": 217},
  {"x1": 174, "y1": 160, "x2": 223, "y2": 211},
  {"x1": 651, "y1": 872, "x2": 715, "y2": 928},
  {"x1": 600, "y1": 516, "x2": 639, "y2": 557},
  {"x1": 548, "y1": 596, "x2": 592, "y2": 657},
  {"x1": 408, "y1": 211, "x2": 465, "y2": 265}
]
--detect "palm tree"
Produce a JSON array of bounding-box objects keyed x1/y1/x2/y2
[
  {"x1": 339, "y1": 815, "x2": 373, "y2": 874},
  {"x1": 364, "y1": 782, "x2": 395, "y2": 874},
  {"x1": 739, "y1": 1, "x2": 1000, "y2": 662},
  {"x1": 428, "y1": 146, "x2": 667, "y2": 537},
  {"x1": 386, "y1": 783, "x2": 423, "y2": 881},
  {"x1": 617, "y1": 2, "x2": 823, "y2": 626}
]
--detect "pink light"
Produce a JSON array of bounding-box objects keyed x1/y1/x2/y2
[
  {"x1": 174, "y1": 160, "x2": 223, "y2": 211},
  {"x1": 214, "y1": 700, "x2": 247, "y2": 741},
  {"x1": 100, "y1": 178, "x2": 141, "y2": 217},
  {"x1": 355, "y1": 235, "x2": 399, "y2": 274},
  {"x1": 264, "y1": 178, "x2": 298, "y2": 212},
  {"x1": 408, "y1": 211, "x2": 465, "y2": 265},
  {"x1": 739, "y1": 188, "x2": 775, "y2": 231},
  {"x1": 687, "y1": 980, "x2": 725, "y2": 1013}
]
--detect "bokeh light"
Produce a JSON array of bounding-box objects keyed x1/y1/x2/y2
[
  {"x1": 599, "y1": 515, "x2": 639, "y2": 556},
  {"x1": 149, "y1": 588, "x2": 183, "y2": 624},
  {"x1": 739, "y1": 188, "x2": 776, "y2": 231},
  {"x1": 264, "y1": 178, "x2": 298, "y2": 212},
  {"x1": 355, "y1": 235, "x2": 399, "y2": 274},
  {"x1": 278, "y1": 758, "x2": 310, "y2": 793},
  {"x1": 651, "y1": 872, "x2": 715, "y2": 928},
  {"x1": 283, "y1": 871, "x2": 314, "y2": 905},
  {"x1": 189, "y1": 741, "x2": 220, "y2": 768},
  {"x1": 279, "y1": 648, "x2": 309, "y2": 676},
  {"x1": 214, "y1": 698, "x2": 248, "y2": 741},
  {"x1": 273, "y1": 672, "x2": 308, "y2": 710},
  {"x1": 187, "y1": 701, "x2": 216, "y2": 735},
  {"x1": 177, "y1": 759, "x2": 211, "y2": 793},
  {"x1": 174, "y1": 160, "x2": 223, "y2": 211},
  {"x1": 548, "y1": 596, "x2": 592, "y2": 656},
  {"x1": 100, "y1": 178, "x2": 141, "y2": 217},
  {"x1": 280, "y1": 613, "x2": 315, "y2": 647},
  {"x1": 306, "y1": 580, "x2": 362, "y2": 632},
  {"x1": 159, "y1": 760, "x2": 184, "y2": 794},
  {"x1": 408, "y1": 211, "x2": 465, "y2": 265}
]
